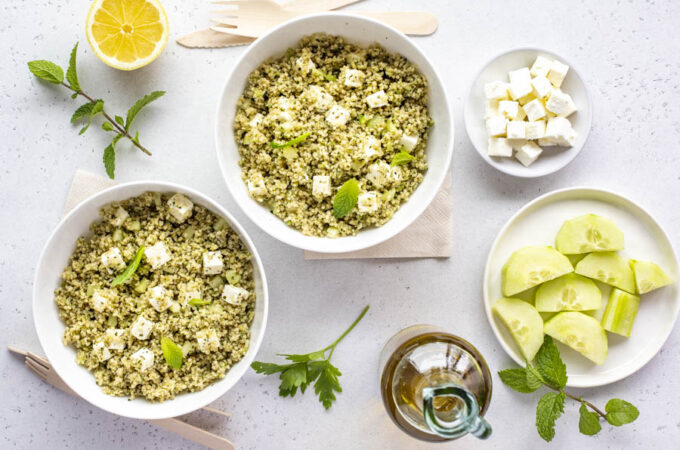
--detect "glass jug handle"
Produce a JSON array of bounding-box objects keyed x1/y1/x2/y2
[{"x1": 421, "y1": 384, "x2": 492, "y2": 440}]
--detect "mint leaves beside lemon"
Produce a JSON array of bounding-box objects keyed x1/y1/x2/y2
[
  {"x1": 499, "y1": 336, "x2": 639, "y2": 442},
  {"x1": 332, "y1": 178, "x2": 359, "y2": 218},
  {"x1": 161, "y1": 337, "x2": 183, "y2": 370}
]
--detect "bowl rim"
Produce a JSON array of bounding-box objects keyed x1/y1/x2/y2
[
  {"x1": 32, "y1": 180, "x2": 269, "y2": 419},
  {"x1": 482, "y1": 186, "x2": 680, "y2": 387},
  {"x1": 214, "y1": 12, "x2": 454, "y2": 253},
  {"x1": 464, "y1": 46, "x2": 593, "y2": 178}
]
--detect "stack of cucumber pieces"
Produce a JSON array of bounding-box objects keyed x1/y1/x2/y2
[{"x1": 493, "y1": 214, "x2": 673, "y2": 365}]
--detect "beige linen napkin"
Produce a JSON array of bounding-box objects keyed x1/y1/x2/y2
[
  {"x1": 304, "y1": 171, "x2": 452, "y2": 259},
  {"x1": 64, "y1": 170, "x2": 452, "y2": 259}
]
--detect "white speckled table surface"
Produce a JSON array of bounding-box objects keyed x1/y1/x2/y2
[{"x1": 2, "y1": 0, "x2": 680, "y2": 448}]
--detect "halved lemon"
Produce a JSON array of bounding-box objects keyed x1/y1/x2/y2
[{"x1": 86, "y1": 0, "x2": 169, "y2": 71}]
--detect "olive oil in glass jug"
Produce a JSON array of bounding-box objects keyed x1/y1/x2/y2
[{"x1": 379, "y1": 325, "x2": 493, "y2": 441}]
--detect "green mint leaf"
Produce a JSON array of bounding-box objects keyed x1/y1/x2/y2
[
  {"x1": 579, "y1": 402, "x2": 602, "y2": 436},
  {"x1": 111, "y1": 246, "x2": 144, "y2": 287},
  {"x1": 535, "y1": 391, "x2": 565, "y2": 442},
  {"x1": 27, "y1": 60, "x2": 64, "y2": 84},
  {"x1": 71, "y1": 102, "x2": 95, "y2": 123},
  {"x1": 125, "y1": 90, "x2": 165, "y2": 131},
  {"x1": 498, "y1": 368, "x2": 538, "y2": 393},
  {"x1": 71, "y1": 93, "x2": 78, "y2": 99},
  {"x1": 188, "y1": 298, "x2": 211, "y2": 307},
  {"x1": 66, "y1": 43, "x2": 80, "y2": 92},
  {"x1": 323, "y1": 72, "x2": 337, "y2": 82},
  {"x1": 161, "y1": 337, "x2": 183, "y2": 369},
  {"x1": 390, "y1": 150, "x2": 415, "y2": 166},
  {"x1": 534, "y1": 336, "x2": 567, "y2": 388},
  {"x1": 270, "y1": 132, "x2": 311, "y2": 149},
  {"x1": 78, "y1": 99, "x2": 104, "y2": 135},
  {"x1": 333, "y1": 178, "x2": 359, "y2": 218},
  {"x1": 526, "y1": 364, "x2": 544, "y2": 390},
  {"x1": 605, "y1": 399, "x2": 639, "y2": 426},
  {"x1": 115, "y1": 115, "x2": 125, "y2": 126},
  {"x1": 103, "y1": 142, "x2": 116, "y2": 179},
  {"x1": 312, "y1": 360, "x2": 342, "y2": 410},
  {"x1": 102, "y1": 121, "x2": 115, "y2": 132},
  {"x1": 251, "y1": 361, "x2": 289, "y2": 375},
  {"x1": 279, "y1": 363, "x2": 308, "y2": 397}
]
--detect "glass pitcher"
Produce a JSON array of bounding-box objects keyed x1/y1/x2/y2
[{"x1": 379, "y1": 325, "x2": 493, "y2": 441}]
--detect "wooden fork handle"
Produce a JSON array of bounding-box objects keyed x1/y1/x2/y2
[{"x1": 285, "y1": 0, "x2": 365, "y2": 12}]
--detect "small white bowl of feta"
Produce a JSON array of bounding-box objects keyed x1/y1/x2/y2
[{"x1": 464, "y1": 48, "x2": 592, "y2": 177}]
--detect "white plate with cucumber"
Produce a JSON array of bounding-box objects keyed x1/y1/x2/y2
[{"x1": 484, "y1": 187, "x2": 679, "y2": 387}]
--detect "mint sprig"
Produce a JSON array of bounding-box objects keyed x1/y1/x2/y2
[
  {"x1": 161, "y1": 336, "x2": 183, "y2": 369},
  {"x1": 390, "y1": 150, "x2": 415, "y2": 166},
  {"x1": 27, "y1": 42, "x2": 165, "y2": 178},
  {"x1": 499, "y1": 336, "x2": 639, "y2": 442},
  {"x1": 251, "y1": 305, "x2": 369, "y2": 410},
  {"x1": 111, "y1": 246, "x2": 144, "y2": 287},
  {"x1": 332, "y1": 178, "x2": 359, "y2": 218}
]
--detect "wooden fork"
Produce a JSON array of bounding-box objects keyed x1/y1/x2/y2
[{"x1": 9, "y1": 346, "x2": 234, "y2": 450}]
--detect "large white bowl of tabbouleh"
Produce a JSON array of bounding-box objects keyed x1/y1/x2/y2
[
  {"x1": 33, "y1": 181, "x2": 268, "y2": 420},
  {"x1": 215, "y1": 14, "x2": 453, "y2": 253}
]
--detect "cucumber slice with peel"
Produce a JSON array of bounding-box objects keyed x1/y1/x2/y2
[
  {"x1": 601, "y1": 288, "x2": 640, "y2": 337},
  {"x1": 544, "y1": 312, "x2": 608, "y2": 365},
  {"x1": 630, "y1": 260, "x2": 673, "y2": 294},
  {"x1": 493, "y1": 298, "x2": 544, "y2": 361},
  {"x1": 555, "y1": 214, "x2": 625, "y2": 254},
  {"x1": 535, "y1": 273, "x2": 602, "y2": 312},
  {"x1": 575, "y1": 252, "x2": 636, "y2": 293},
  {"x1": 501, "y1": 246, "x2": 573, "y2": 296}
]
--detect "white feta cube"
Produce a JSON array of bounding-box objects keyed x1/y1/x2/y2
[
  {"x1": 508, "y1": 68, "x2": 533, "y2": 100},
  {"x1": 388, "y1": 166, "x2": 403, "y2": 184},
  {"x1": 498, "y1": 101, "x2": 519, "y2": 119},
  {"x1": 545, "y1": 89, "x2": 577, "y2": 117},
  {"x1": 92, "y1": 289, "x2": 114, "y2": 313},
  {"x1": 515, "y1": 141, "x2": 544, "y2": 167},
  {"x1": 365, "y1": 90, "x2": 388, "y2": 108},
  {"x1": 523, "y1": 99, "x2": 547, "y2": 122},
  {"x1": 545, "y1": 117, "x2": 576, "y2": 147},
  {"x1": 531, "y1": 76, "x2": 553, "y2": 99},
  {"x1": 484, "y1": 80, "x2": 510, "y2": 100},
  {"x1": 400, "y1": 134, "x2": 419, "y2": 152},
  {"x1": 530, "y1": 56, "x2": 553, "y2": 78},
  {"x1": 485, "y1": 99, "x2": 500, "y2": 118},
  {"x1": 507, "y1": 139, "x2": 528, "y2": 151},
  {"x1": 148, "y1": 285, "x2": 172, "y2": 312},
  {"x1": 202, "y1": 251, "x2": 223, "y2": 275},
  {"x1": 357, "y1": 192, "x2": 379, "y2": 213},
  {"x1": 538, "y1": 137, "x2": 557, "y2": 147},
  {"x1": 547, "y1": 60, "x2": 569, "y2": 87},
  {"x1": 275, "y1": 110, "x2": 293, "y2": 123},
  {"x1": 486, "y1": 116, "x2": 508, "y2": 137},
  {"x1": 344, "y1": 69, "x2": 364, "y2": 87},
  {"x1": 222, "y1": 284, "x2": 250, "y2": 305},
  {"x1": 167, "y1": 193, "x2": 194, "y2": 223},
  {"x1": 326, "y1": 104, "x2": 350, "y2": 127},
  {"x1": 130, "y1": 348, "x2": 154, "y2": 371},
  {"x1": 525, "y1": 120, "x2": 546, "y2": 139},
  {"x1": 295, "y1": 56, "x2": 315, "y2": 74},
  {"x1": 101, "y1": 247, "x2": 125, "y2": 270},
  {"x1": 130, "y1": 315, "x2": 154, "y2": 340},
  {"x1": 506, "y1": 121, "x2": 526, "y2": 139},
  {"x1": 93, "y1": 341, "x2": 112, "y2": 361},
  {"x1": 247, "y1": 172, "x2": 268, "y2": 198},
  {"x1": 487, "y1": 138, "x2": 513, "y2": 157},
  {"x1": 196, "y1": 329, "x2": 220, "y2": 353},
  {"x1": 308, "y1": 86, "x2": 333, "y2": 111},
  {"x1": 144, "y1": 242, "x2": 171, "y2": 270},
  {"x1": 248, "y1": 113, "x2": 264, "y2": 128},
  {"x1": 312, "y1": 175, "x2": 332, "y2": 198},
  {"x1": 366, "y1": 161, "x2": 390, "y2": 188},
  {"x1": 104, "y1": 329, "x2": 126, "y2": 350},
  {"x1": 359, "y1": 135, "x2": 382, "y2": 160},
  {"x1": 110, "y1": 207, "x2": 129, "y2": 227}
]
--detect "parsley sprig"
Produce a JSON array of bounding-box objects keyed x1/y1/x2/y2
[
  {"x1": 27, "y1": 43, "x2": 165, "y2": 179},
  {"x1": 251, "y1": 305, "x2": 369, "y2": 410},
  {"x1": 499, "y1": 336, "x2": 639, "y2": 441}
]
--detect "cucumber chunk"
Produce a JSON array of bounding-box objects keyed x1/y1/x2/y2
[
  {"x1": 544, "y1": 312, "x2": 608, "y2": 365},
  {"x1": 630, "y1": 260, "x2": 673, "y2": 294},
  {"x1": 575, "y1": 252, "x2": 636, "y2": 293},
  {"x1": 493, "y1": 298, "x2": 544, "y2": 361},
  {"x1": 601, "y1": 288, "x2": 640, "y2": 337},
  {"x1": 555, "y1": 214, "x2": 625, "y2": 254},
  {"x1": 501, "y1": 246, "x2": 573, "y2": 296},
  {"x1": 535, "y1": 273, "x2": 602, "y2": 312}
]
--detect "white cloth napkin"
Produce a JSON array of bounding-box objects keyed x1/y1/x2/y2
[{"x1": 64, "y1": 170, "x2": 452, "y2": 259}]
